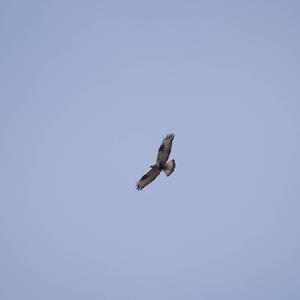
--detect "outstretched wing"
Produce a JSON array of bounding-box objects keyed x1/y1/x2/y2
[
  {"x1": 136, "y1": 167, "x2": 161, "y2": 190},
  {"x1": 156, "y1": 133, "x2": 175, "y2": 166}
]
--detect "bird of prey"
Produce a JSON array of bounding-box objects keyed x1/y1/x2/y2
[{"x1": 136, "y1": 133, "x2": 176, "y2": 190}]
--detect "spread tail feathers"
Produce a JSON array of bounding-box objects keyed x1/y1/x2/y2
[{"x1": 163, "y1": 159, "x2": 176, "y2": 176}]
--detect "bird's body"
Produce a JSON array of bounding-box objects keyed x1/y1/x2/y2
[{"x1": 136, "y1": 134, "x2": 176, "y2": 190}]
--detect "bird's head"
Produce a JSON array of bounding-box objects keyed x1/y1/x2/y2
[{"x1": 150, "y1": 163, "x2": 159, "y2": 169}]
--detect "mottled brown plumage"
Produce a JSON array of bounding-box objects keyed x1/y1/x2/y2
[{"x1": 136, "y1": 134, "x2": 176, "y2": 190}]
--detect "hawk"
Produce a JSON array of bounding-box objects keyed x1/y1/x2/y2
[{"x1": 136, "y1": 133, "x2": 176, "y2": 190}]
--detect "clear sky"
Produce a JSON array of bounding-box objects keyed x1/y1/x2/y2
[{"x1": 1, "y1": 1, "x2": 300, "y2": 299}]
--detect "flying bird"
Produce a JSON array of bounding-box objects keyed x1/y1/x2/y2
[{"x1": 136, "y1": 133, "x2": 176, "y2": 190}]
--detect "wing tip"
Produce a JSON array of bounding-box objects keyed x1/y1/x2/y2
[{"x1": 165, "y1": 133, "x2": 175, "y2": 140}]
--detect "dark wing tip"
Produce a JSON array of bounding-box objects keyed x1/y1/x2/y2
[
  {"x1": 165, "y1": 133, "x2": 175, "y2": 140},
  {"x1": 136, "y1": 183, "x2": 143, "y2": 191}
]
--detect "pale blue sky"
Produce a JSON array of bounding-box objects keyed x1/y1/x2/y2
[{"x1": 1, "y1": 1, "x2": 300, "y2": 299}]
